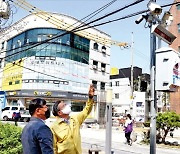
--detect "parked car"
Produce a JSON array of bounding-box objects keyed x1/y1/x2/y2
[
  {"x1": 20, "y1": 110, "x2": 31, "y2": 122},
  {"x1": 1, "y1": 106, "x2": 30, "y2": 121}
]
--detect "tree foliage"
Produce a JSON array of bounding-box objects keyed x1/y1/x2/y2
[
  {"x1": 0, "y1": 122, "x2": 22, "y2": 154},
  {"x1": 156, "y1": 111, "x2": 180, "y2": 143}
]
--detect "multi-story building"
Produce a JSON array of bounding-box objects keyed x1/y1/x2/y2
[
  {"x1": 0, "y1": 13, "x2": 111, "y2": 121},
  {"x1": 110, "y1": 77, "x2": 131, "y2": 115},
  {"x1": 110, "y1": 66, "x2": 150, "y2": 122},
  {"x1": 168, "y1": 0, "x2": 180, "y2": 114}
]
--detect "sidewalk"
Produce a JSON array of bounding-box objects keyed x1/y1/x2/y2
[{"x1": 80, "y1": 125, "x2": 180, "y2": 154}]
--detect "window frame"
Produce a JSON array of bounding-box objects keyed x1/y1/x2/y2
[{"x1": 178, "y1": 23, "x2": 180, "y2": 33}]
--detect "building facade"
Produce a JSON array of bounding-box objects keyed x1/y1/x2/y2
[
  {"x1": 0, "y1": 13, "x2": 111, "y2": 121},
  {"x1": 110, "y1": 77, "x2": 131, "y2": 115},
  {"x1": 110, "y1": 67, "x2": 150, "y2": 122},
  {"x1": 168, "y1": 0, "x2": 180, "y2": 114}
]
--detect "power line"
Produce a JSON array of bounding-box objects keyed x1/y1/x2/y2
[
  {"x1": 73, "y1": 1, "x2": 180, "y2": 32},
  {"x1": 1, "y1": 0, "x2": 117, "y2": 58},
  {"x1": 1, "y1": 1, "x2": 177, "y2": 85},
  {"x1": 1, "y1": 0, "x2": 177, "y2": 62},
  {"x1": 1, "y1": 0, "x2": 118, "y2": 85},
  {"x1": 1, "y1": 0, "x2": 145, "y2": 62},
  {"x1": 72, "y1": 0, "x2": 145, "y2": 32}
]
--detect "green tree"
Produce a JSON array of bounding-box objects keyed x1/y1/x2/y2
[
  {"x1": 0, "y1": 122, "x2": 22, "y2": 154},
  {"x1": 156, "y1": 111, "x2": 180, "y2": 143}
]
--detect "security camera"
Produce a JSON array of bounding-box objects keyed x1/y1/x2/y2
[
  {"x1": 135, "y1": 14, "x2": 149, "y2": 24},
  {"x1": 161, "y1": 11, "x2": 173, "y2": 27},
  {"x1": 135, "y1": 15, "x2": 144, "y2": 24},
  {"x1": 147, "y1": 1, "x2": 162, "y2": 15}
]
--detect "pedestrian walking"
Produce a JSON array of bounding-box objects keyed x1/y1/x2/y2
[
  {"x1": 21, "y1": 98, "x2": 53, "y2": 154},
  {"x1": 13, "y1": 111, "x2": 21, "y2": 126},
  {"x1": 50, "y1": 84, "x2": 95, "y2": 154},
  {"x1": 124, "y1": 114, "x2": 133, "y2": 146}
]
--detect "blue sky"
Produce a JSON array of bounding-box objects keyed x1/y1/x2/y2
[{"x1": 9, "y1": 0, "x2": 173, "y2": 74}]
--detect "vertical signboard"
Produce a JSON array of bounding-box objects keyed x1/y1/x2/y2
[
  {"x1": 173, "y1": 62, "x2": 180, "y2": 86},
  {"x1": 0, "y1": 91, "x2": 6, "y2": 118}
]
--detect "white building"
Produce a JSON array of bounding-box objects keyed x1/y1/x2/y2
[
  {"x1": 110, "y1": 78, "x2": 131, "y2": 115},
  {"x1": 110, "y1": 77, "x2": 149, "y2": 122},
  {"x1": 0, "y1": 13, "x2": 110, "y2": 122}
]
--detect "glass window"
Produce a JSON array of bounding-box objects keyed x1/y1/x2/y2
[
  {"x1": 6, "y1": 28, "x2": 89, "y2": 64},
  {"x1": 101, "y1": 63, "x2": 106, "y2": 72},
  {"x1": 102, "y1": 46, "x2": 106, "y2": 50},
  {"x1": 102, "y1": 46, "x2": 106, "y2": 53},
  {"x1": 100, "y1": 82, "x2": 105, "y2": 90},
  {"x1": 15, "y1": 80, "x2": 20, "y2": 84},
  {"x1": 7, "y1": 39, "x2": 12, "y2": 51},
  {"x1": 92, "y1": 80, "x2": 97, "y2": 89},
  {"x1": 12, "y1": 107, "x2": 18, "y2": 110},
  {"x1": 1, "y1": 42, "x2": 5, "y2": 49},
  {"x1": 20, "y1": 107, "x2": 25, "y2": 111},
  {"x1": 176, "y1": 4, "x2": 180, "y2": 10},
  {"x1": 93, "y1": 43, "x2": 98, "y2": 50},
  {"x1": 115, "y1": 93, "x2": 119, "y2": 99},
  {"x1": 71, "y1": 102, "x2": 85, "y2": 112},
  {"x1": 12, "y1": 33, "x2": 25, "y2": 47},
  {"x1": 61, "y1": 34, "x2": 70, "y2": 45},
  {"x1": 2, "y1": 107, "x2": 10, "y2": 111},
  {"x1": 116, "y1": 81, "x2": 119, "y2": 86},
  {"x1": 93, "y1": 60, "x2": 98, "y2": 65},
  {"x1": 73, "y1": 34, "x2": 90, "y2": 52},
  {"x1": 178, "y1": 23, "x2": 180, "y2": 33}
]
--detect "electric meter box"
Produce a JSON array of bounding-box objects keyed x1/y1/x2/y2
[{"x1": 155, "y1": 47, "x2": 180, "y2": 91}]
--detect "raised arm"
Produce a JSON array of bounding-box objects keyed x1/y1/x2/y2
[{"x1": 76, "y1": 84, "x2": 95, "y2": 125}]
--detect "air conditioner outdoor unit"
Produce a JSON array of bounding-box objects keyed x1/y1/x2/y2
[
  {"x1": 93, "y1": 65, "x2": 97, "y2": 70},
  {"x1": 102, "y1": 49, "x2": 106, "y2": 54},
  {"x1": 101, "y1": 67, "x2": 105, "y2": 72}
]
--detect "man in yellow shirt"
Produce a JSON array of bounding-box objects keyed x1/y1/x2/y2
[{"x1": 50, "y1": 85, "x2": 95, "y2": 154}]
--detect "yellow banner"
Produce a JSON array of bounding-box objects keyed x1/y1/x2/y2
[{"x1": 110, "y1": 67, "x2": 119, "y2": 75}]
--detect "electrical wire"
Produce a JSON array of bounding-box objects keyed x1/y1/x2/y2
[
  {"x1": 1, "y1": 0, "x2": 147, "y2": 58},
  {"x1": 1, "y1": 1, "x2": 178, "y2": 85},
  {"x1": 74, "y1": 10, "x2": 147, "y2": 32},
  {"x1": 1, "y1": 0, "x2": 119, "y2": 85},
  {"x1": 8, "y1": 0, "x2": 120, "y2": 46},
  {"x1": 1, "y1": 0, "x2": 177, "y2": 61},
  {"x1": 72, "y1": 0, "x2": 145, "y2": 32},
  {"x1": 73, "y1": 1, "x2": 180, "y2": 32},
  {"x1": 1, "y1": 0, "x2": 118, "y2": 57}
]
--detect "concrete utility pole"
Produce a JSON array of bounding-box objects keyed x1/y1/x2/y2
[
  {"x1": 150, "y1": 29, "x2": 157, "y2": 154},
  {"x1": 150, "y1": 0, "x2": 157, "y2": 153},
  {"x1": 105, "y1": 89, "x2": 112, "y2": 154},
  {"x1": 135, "y1": 1, "x2": 176, "y2": 153}
]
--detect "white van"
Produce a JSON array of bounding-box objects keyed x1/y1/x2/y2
[{"x1": 1, "y1": 106, "x2": 25, "y2": 121}]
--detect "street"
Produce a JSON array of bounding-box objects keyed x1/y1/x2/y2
[
  {"x1": 1, "y1": 120, "x2": 180, "y2": 154},
  {"x1": 80, "y1": 127, "x2": 180, "y2": 154}
]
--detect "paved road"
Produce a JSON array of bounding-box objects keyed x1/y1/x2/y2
[
  {"x1": 80, "y1": 127, "x2": 180, "y2": 154},
  {"x1": 1, "y1": 120, "x2": 180, "y2": 154}
]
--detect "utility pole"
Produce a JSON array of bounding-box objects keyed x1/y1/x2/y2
[
  {"x1": 105, "y1": 89, "x2": 112, "y2": 154},
  {"x1": 149, "y1": 0, "x2": 157, "y2": 153},
  {"x1": 150, "y1": 28, "x2": 157, "y2": 154},
  {"x1": 135, "y1": 1, "x2": 176, "y2": 154},
  {"x1": 130, "y1": 32, "x2": 134, "y2": 115}
]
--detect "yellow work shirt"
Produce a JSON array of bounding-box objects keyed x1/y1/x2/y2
[{"x1": 50, "y1": 99, "x2": 93, "y2": 154}]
